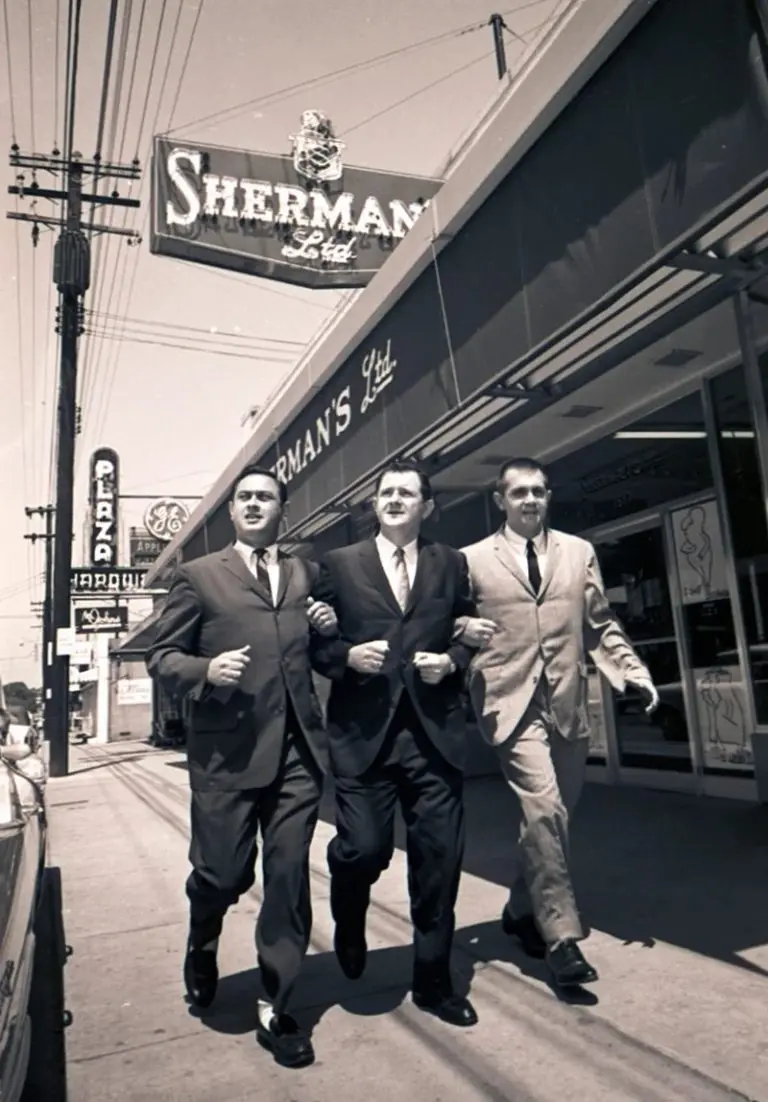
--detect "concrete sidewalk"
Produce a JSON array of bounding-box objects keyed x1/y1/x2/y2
[{"x1": 24, "y1": 740, "x2": 768, "y2": 1102}]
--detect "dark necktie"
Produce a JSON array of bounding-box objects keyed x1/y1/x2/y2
[
  {"x1": 526, "y1": 539, "x2": 542, "y2": 595},
  {"x1": 254, "y1": 549, "x2": 272, "y2": 602},
  {"x1": 392, "y1": 547, "x2": 411, "y2": 611}
]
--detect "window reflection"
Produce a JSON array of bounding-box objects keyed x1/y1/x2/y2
[
  {"x1": 548, "y1": 390, "x2": 713, "y2": 531},
  {"x1": 710, "y1": 363, "x2": 768, "y2": 726}
]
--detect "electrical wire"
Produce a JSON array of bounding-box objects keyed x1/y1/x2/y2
[
  {"x1": 164, "y1": 0, "x2": 205, "y2": 132},
  {"x1": 85, "y1": 310, "x2": 306, "y2": 346},
  {"x1": 2, "y1": 0, "x2": 17, "y2": 142},
  {"x1": 26, "y1": 0, "x2": 36, "y2": 148},
  {"x1": 53, "y1": 0, "x2": 60, "y2": 146},
  {"x1": 81, "y1": 329, "x2": 299, "y2": 363}
]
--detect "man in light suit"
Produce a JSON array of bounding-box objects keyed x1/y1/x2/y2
[
  {"x1": 146, "y1": 465, "x2": 337, "y2": 1069},
  {"x1": 459, "y1": 457, "x2": 659, "y2": 988}
]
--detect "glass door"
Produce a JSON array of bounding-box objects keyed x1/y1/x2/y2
[{"x1": 593, "y1": 517, "x2": 694, "y2": 777}]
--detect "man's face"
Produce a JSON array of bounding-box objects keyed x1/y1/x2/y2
[
  {"x1": 229, "y1": 473, "x2": 284, "y2": 545},
  {"x1": 494, "y1": 466, "x2": 550, "y2": 538},
  {"x1": 373, "y1": 471, "x2": 433, "y2": 536}
]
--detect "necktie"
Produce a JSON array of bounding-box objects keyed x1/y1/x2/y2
[
  {"x1": 526, "y1": 539, "x2": 542, "y2": 595},
  {"x1": 253, "y1": 549, "x2": 272, "y2": 602},
  {"x1": 392, "y1": 547, "x2": 411, "y2": 611}
]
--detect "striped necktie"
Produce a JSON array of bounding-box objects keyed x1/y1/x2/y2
[{"x1": 392, "y1": 547, "x2": 411, "y2": 611}]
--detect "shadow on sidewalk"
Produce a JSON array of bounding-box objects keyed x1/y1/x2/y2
[{"x1": 315, "y1": 775, "x2": 768, "y2": 979}]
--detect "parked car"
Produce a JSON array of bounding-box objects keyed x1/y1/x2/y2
[{"x1": 0, "y1": 705, "x2": 48, "y2": 1102}]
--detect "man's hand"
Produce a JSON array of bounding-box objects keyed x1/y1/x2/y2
[
  {"x1": 306, "y1": 597, "x2": 338, "y2": 637},
  {"x1": 413, "y1": 652, "x2": 456, "y2": 685},
  {"x1": 459, "y1": 617, "x2": 498, "y2": 649},
  {"x1": 626, "y1": 675, "x2": 660, "y2": 714},
  {"x1": 207, "y1": 645, "x2": 251, "y2": 687},
  {"x1": 347, "y1": 640, "x2": 390, "y2": 675}
]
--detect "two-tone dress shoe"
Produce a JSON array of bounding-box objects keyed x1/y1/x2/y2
[
  {"x1": 501, "y1": 909, "x2": 547, "y2": 959},
  {"x1": 183, "y1": 946, "x2": 218, "y2": 1009},
  {"x1": 256, "y1": 1009, "x2": 315, "y2": 1069},
  {"x1": 546, "y1": 939, "x2": 598, "y2": 988}
]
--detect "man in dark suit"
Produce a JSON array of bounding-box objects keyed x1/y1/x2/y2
[
  {"x1": 146, "y1": 465, "x2": 337, "y2": 1069},
  {"x1": 310, "y1": 460, "x2": 479, "y2": 1028}
]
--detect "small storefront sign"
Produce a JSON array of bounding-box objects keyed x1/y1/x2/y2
[
  {"x1": 150, "y1": 113, "x2": 441, "y2": 289},
  {"x1": 129, "y1": 528, "x2": 166, "y2": 567},
  {"x1": 74, "y1": 605, "x2": 129, "y2": 634},
  {"x1": 71, "y1": 567, "x2": 148, "y2": 595},
  {"x1": 89, "y1": 448, "x2": 120, "y2": 567},
  {"x1": 117, "y1": 678, "x2": 152, "y2": 706}
]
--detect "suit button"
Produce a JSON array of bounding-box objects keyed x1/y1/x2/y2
[{"x1": 236, "y1": 710, "x2": 245, "y2": 719}]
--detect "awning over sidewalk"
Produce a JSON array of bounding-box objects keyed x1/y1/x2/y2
[{"x1": 112, "y1": 608, "x2": 164, "y2": 659}]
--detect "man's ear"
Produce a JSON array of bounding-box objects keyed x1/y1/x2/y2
[{"x1": 422, "y1": 498, "x2": 436, "y2": 521}]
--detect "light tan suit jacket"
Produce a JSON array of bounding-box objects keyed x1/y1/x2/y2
[{"x1": 461, "y1": 527, "x2": 650, "y2": 746}]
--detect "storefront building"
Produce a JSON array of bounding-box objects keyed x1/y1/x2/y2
[{"x1": 143, "y1": 0, "x2": 768, "y2": 801}]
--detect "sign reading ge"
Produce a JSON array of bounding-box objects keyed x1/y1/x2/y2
[
  {"x1": 150, "y1": 111, "x2": 442, "y2": 290},
  {"x1": 144, "y1": 498, "x2": 191, "y2": 542}
]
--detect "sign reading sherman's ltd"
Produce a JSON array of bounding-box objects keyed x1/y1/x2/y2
[{"x1": 150, "y1": 112, "x2": 442, "y2": 289}]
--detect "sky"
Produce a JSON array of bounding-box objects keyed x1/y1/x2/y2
[{"x1": 0, "y1": 0, "x2": 560, "y2": 686}]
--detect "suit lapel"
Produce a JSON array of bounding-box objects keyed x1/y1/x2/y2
[
  {"x1": 274, "y1": 553, "x2": 293, "y2": 608},
  {"x1": 492, "y1": 530, "x2": 536, "y2": 597},
  {"x1": 404, "y1": 540, "x2": 435, "y2": 617},
  {"x1": 220, "y1": 545, "x2": 273, "y2": 607},
  {"x1": 358, "y1": 538, "x2": 402, "y2": 615},
  {"x1": 537, "y1": 531, "x2": 561, "y2": 600}
]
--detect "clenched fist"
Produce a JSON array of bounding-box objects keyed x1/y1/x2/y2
[
  {"x1": 347, "y1": 640, "x2": 390, "y2": 675},
  {"x1": 207, "y1": 645, "x2": 251, "y2": 687},
  {"x1": 412, "y1": 652, "x2": 456, "y2": 684},
  {"x1": 306, "y1": 597, "x2": 338, "y2": 637},
  {"x1": 460, "y1": 617, "x2": 498, "y2": 648}
]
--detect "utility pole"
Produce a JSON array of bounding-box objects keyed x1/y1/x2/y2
[
  {"x1": 8, "y1": 152, "x2": 140, "y2": 777},
  {"x1": 489, "y1": 13, "x2": 508, "y2": 80},
  {"x1": 24, "y1": 505, "x2": 55, "y2": 729}
]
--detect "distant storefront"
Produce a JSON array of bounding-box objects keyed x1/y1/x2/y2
[{"x1": 139, "y1": 0, "x2": 768, "y2": 802}]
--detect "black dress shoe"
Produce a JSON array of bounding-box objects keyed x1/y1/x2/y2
[
  {"x1": 256, "y1": 1011, "x2": 315, "y2": 1069},
  {"x1": 184, "y1": 947, "x2": 218, "y2": 1009},
  {"x1": 501, "y1": 910, "x2": 547, "y2": 959},
  {"x1": 334, "y1": 925, "x2": 367, "y2": 980},
  {"x1": 546, "y1": 940, "x2": 598, "y2": 988},
  {"x1": 412, "y1": 990, "x2": 479, "y2": 1028}
]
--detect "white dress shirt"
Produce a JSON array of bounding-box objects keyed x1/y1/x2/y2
[
  {"x1": 375, "y1": 532, "x2": 419, "y2": 600},
  {"x1": 503, "y1": 525, "x2": 548, "y2": 578},
  {"x1": 234, "y1": 540, "x2": 281, "y2": 602}
]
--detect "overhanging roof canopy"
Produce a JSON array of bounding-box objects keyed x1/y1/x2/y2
[{"x1": 144, "y1": 0, "x2": 660, "y2": 585}]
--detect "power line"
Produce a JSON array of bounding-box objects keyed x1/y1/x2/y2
[
  {"x1": 2, "y1": 0, "x2": 17, "y2": 142},
  {"x1": 164, "y1": 0, "x2": 205, "y2": 131},
  {"x1": 26, "y1": 0, "x2": 36, "y2": 148},
  {"x1": 164, "y1": 19, "x2": 489, "y2": 137},
  {"x1": 81, "y1": 328, "x2": 299, "y2": 363},
  {"x1": 86, "y1": 310, "x2": 307, "y2": 346}
]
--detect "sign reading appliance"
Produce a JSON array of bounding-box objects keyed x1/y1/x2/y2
[
  {"x1": 150, "y1": 112, "x2": 442, "y2": 289},
  {"x1": 89, "y1": 448, "x2": 119, "y2": 566},
  {"x1": 144, "y1": 498, "x2": 191, "y2": 542},
  {"x1": 74, "y1": 606, "x2": 129, "y2": 634},
  {"x1": 71, "y1": 567, "x2": 148, "y2": 595}
]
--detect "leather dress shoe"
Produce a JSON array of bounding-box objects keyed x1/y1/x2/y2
[
  {"x1": 184, "y1": 946, "x2": 218, "y2": 1009},
  {"x1": 412, "y1": 989, "x2": 478, "y2": 1028},
  {"x1": 256, "y1": 1011, "x2": 315, "y2": 1069},
  {"x1": 546, "y1": 940, "x2": 598, "y2": 988},
  {"x1": 334, "y1": 924, "x2": 367, "y2": 980},
  {"x1": 501, "y1": 910, "x2": 547, "y2": 959}
]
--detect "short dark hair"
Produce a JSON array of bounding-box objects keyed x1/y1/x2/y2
[
  {"x1": 496, "y1": 457, "x2": 549, "y2": 493},
  {"x1": 230, "y1": 464, "x2": 288, "y2": 505},
  {"x1": 375, "y1": 459, "x2": 433, "y2": 501}
]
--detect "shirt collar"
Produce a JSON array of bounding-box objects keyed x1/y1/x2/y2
[
  {"x1": 375, "y1": 532, "x2": 419, "y2": 564},
  {"x1": 503, "y1": 525, "x2": 547, "y2": 555},
  {"x1": 234, "y1": 540, "x2": 278, "y2": 566}
]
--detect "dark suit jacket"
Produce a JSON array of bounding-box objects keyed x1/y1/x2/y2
[
  {"x1": 145, "y1": 546, "x2": 327, "y2": 792},
  {"x1": 310, "y1": 537, "x2": 476, "y2": 778}
]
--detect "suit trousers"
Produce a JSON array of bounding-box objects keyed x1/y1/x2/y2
[
  {"x1": 328, "y1": 695, "x2": 465, "y2": 991},
  {"x1": 496, "y1": 684, "x2": 590, "y2": 946},
  {"x1": 186, "y1": 713, "x2": 321, "y2": 1013}
]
